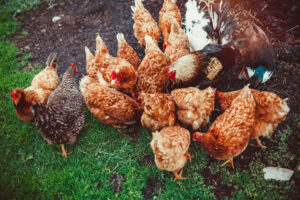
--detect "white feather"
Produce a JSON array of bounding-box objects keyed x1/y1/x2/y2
[
  {"x1": 262, "y1": 70, "x2": 273, "y2": 83},
  {"x1": 246, "y1": 67, "x2": 255, "y2": 78},
  {"x1": 97, "y1": 72, "x2": 110, "y2": 86},
  {"x1": 184, "y1": 0, "x2": 210, "y2": 52}
]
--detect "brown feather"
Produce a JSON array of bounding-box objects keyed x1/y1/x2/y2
[
  {"x1": 151, "y1": 125, "x2": 191, "y2": 173},
  {"x1": 195, "y1": 86, "x2": 256, "y2": 161}
]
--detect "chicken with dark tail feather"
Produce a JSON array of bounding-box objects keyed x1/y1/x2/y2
[{"x1": 32, "y1": 64, "x2": 84, "y2": 157}]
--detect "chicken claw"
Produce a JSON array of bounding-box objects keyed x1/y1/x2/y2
[
  {"x1": 57, "y1": 144, "x2": 72, "y2": 158},
  {"x1": 173, "y1": 168, "x2": 189, "y2": 180},
  {"x1": 220, "y1": 158, "x2": 234, "y2": 169},
  {"x1": 256, "y1": 138, "x2": 267, "y2": 149},
  {"x1": 187, "y1": 152, "x2": 194, "y2": 162}
]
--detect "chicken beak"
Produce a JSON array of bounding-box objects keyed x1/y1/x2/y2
[{"x1": 73, "y1": 68, "x2": 77, "y2": 76}]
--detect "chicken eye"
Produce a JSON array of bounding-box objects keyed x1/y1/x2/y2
[{"x1": 225, "y1": 34, "x2": 231, "y2": 40}]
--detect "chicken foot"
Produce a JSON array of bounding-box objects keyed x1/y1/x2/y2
[
  {"x1": 220, "y1": 158, "x2": 234, "y2": 169},
  {"x1": 57, "y1": 144, "x2": 72, "y2": 158},
  {"x1": 186, "y1": 152, "x2": 194, "y2": 162},
  {"x1": 173, "y1": 168, "x2": 189, "y2": 180},
  {"x1": 256, "y1": 137, "x2": 267, "y2": 149},
  {"x1": 113, "y1": 124, "x2": 123, "y2": 133}
]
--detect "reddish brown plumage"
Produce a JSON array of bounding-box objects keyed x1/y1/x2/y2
[
  {"x1": 88, "y1": 35, "x2": 138, "y2": 94},
  {"x1": 193, "y1": 86, "x2": 256, "y2": 161},
  {"x1": 216, "y1": 88, "x2": 290, "y2": 145},
  {"x1": 12, "y1": 53, "x2": 60, "y2": 122},
  {"x1": 85, "y1": 46, "x2": 98, "y2": 80},
  {"x1": 171, "y1": 87, "x2": 215, "y2": 130},
  {"x1": 132, "y1": 0, "x2": 161, "y2": 47},
  {"x1": 164, "y1": 20, "x2": 190, "y2": 65},
  {"x1": 136, "y1": 36, "x2": 168, "y2": 95},
  {"x1": 151, "y1": 126, "x2": 192, "y2": 177},
  {"x1": 139, "y1": 93, "x2": 176, "y2": 131},
  {"x1": 80, "y1": 76, "x2": 142, "y2": 126},
  {"x1": 99, "y1": 60, "x2": 138, "y2": 94},
  {"x1": 117, "y1": 33, "x2": 141, "y2": 70},
  {"x1": 159, "y1": 0, "x2": 182, "y2": 49}
]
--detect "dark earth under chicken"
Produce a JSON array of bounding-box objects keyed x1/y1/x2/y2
[{"x1": 12, "y1": 0, "x2": 300, "y2": 198}]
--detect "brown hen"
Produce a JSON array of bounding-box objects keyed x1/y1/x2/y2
[
  {"x1": 193, "y1": 85, "x2": 256, "y2": 168},
  {"x1": 136, "y1": 35, "x2": 168, "y2": 95},
  {"x1": 151, "y1": 125, "x2": 192, "y2": 180},
  {"x1": 164, "y1": 20, "x2": 190, "y2": 65},
  {"x1": 80, "y1": 76, "x2": 142, "y2": 132},
  {"x1": 88, "y1": 35, "x2": 137, "y2": 96},
  {"x1": 12, "y1": 53, "x2": 60, "y2": 122},
  {"x1": 139, "y1": 93, "x2": 176, "y2": 131},
  {"x1": 116, "y1": 33, "x2": 141, "y2": 70},
  {"x1": 171, "y1": 87, "x2": 215, "y2": 130},
  {"x1": 159, "y1": 0, "x2": 182, "y2": 51},
  {"x1": 216, "y1": 88, "x2": 290, "y2": 148},
  {"x1": 131, "y1": 0, "x2": 161, "y2": 47}
]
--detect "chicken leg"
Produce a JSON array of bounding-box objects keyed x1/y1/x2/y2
[
  {"x1": 256, "y1": 137, "x2": 267, "y2": 149},
  {"x1": 173, "y1": 168, "x2": 189, "y2": 180},
  {"x1": 57, "y1": 144, "x2": 71, "y2": 157},
  {"x1": 186, "y1": 152, "x2": 194, "y2": 162},
  {"x1": 220, "y1": 158, "x2": 234, "y2": 169},
  {"x1": 113, "y1": 124, "x2": 124, "y2": 133}
]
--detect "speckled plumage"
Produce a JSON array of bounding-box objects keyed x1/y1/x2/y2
[
  {"x1": 216, "y1": 89, "x2": 289, "y2": 141},
  {"x1": 164, "y1": 20, "x2": 190, "y2": 64},
  {"x1": 117, "y1": 33, "x2": 141, "y2": 70},
  {"x1": 140, "y1": 93, "x2": 176, "y2": 131},
  {"x1": 79, "y1": 76, "x2": 142, "y2": 125},
  {"x1": 171, "y1": 87, "x2": 215, "y2": 130},
  {"x1": 159, "y1": 0, "x2": 182, "y2": 48},
  {"x1": 137, "y1": 36, "x2": 168, "y2": 95},
  {"x1": 151, "y1": 126, "x2": 192, "y2": 173},
  {"x1": 95, "y1": 35, "x2": 112, "y2": 69},
  {"x1": 131, "y1": 0, "x2": 161, "y2": 47},
  {"x1": 32, "y1": 66, "x2": 84, "y2": 145},
  {"x1": 92, "y1": 35, "x2": 137, "y2": 94},
  {"x1": 12, "y1": 53, "x2": 60, "y2": 122},
  {"x1": 85, "y1": 46, "x2": 98, "y2": 80},
  {"x1": 205, "y1": 57, "x2": 223, "y2": 80},
  {"x1": 194, "y1": 86, "x2": 256, "y2": 161}
]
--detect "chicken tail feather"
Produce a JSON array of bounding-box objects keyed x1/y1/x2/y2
[{"x1": 46, "y1": 52, "x2": 57, "y2": 69}]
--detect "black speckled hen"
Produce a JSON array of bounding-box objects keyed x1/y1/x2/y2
[{"x1": 32, "y1": 64, "x2": 84, "y2": 157}]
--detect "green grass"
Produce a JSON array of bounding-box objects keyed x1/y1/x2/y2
[{"x1": 0, "y1": 1, "x2": 299, "y2": 199}]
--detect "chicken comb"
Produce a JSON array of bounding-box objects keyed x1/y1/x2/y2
[
  {"x1": 111, "y1": 70, "x2": 117, "y2": 80},
  {"x1": 215, "y1": 90, "x2": 220, "y2": 95},
  {"x1": 11, "y1": 90, "x2": 16, "y2": 100},
  {"x1": 169, "y1": 71, "x2": 176, "y2": 80},
  {"x1": 71, "y1": 63, "x2": 75, "y2": 68},
  {"x1": 165, "y1": 67, "x2": 169, "y2": 76}
]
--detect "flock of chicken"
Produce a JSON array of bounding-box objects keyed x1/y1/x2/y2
[{"x1": 11, "y1": 0, "x2": 290, "y2": 180}]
